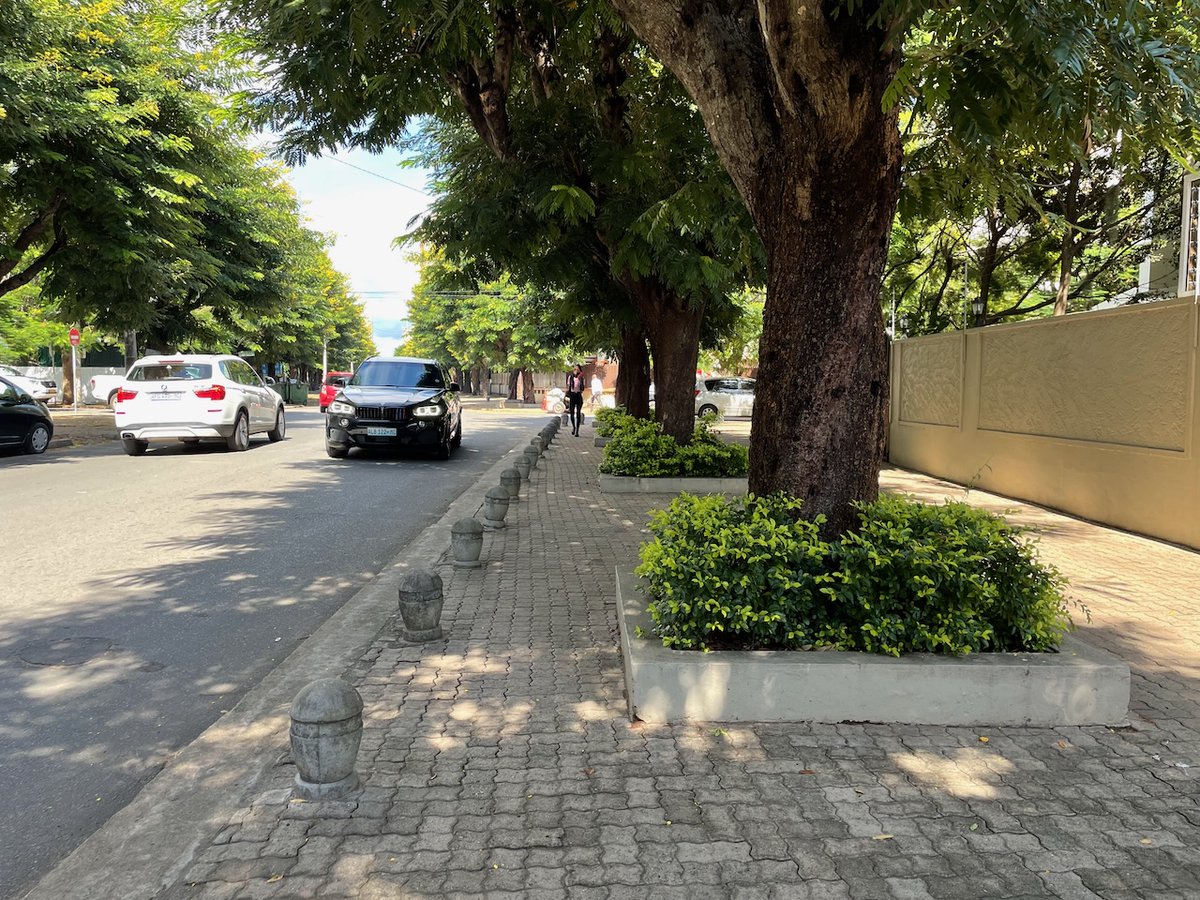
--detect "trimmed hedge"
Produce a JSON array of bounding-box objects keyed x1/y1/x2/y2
[
  {"x1": 636, "y1": 493, "x2": 1076, "y2": 656},
  {"x1": 598, "y1": 412, "x2": 748, "y2": 478}
]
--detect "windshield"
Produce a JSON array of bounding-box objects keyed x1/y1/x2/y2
[
  {"x1": 128, "y1": 363, "x2": 213, "y2": 381},
  {"x1": 351, "y1": 361, "x2": 444, "y2": 389}
]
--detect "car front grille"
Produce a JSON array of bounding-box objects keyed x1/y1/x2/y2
[{"x1": 355, "y1": 406, "x2": 408, "y2": 422}]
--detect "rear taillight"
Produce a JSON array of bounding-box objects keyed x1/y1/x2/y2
[
  {"x1": 194, "y1": 385, "x2": 226, "y2": 401},
  {"x1": 115, "y1": 388, "x2": 137, "y2": 403}
]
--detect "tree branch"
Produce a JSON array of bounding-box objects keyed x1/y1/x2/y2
[
  {"x1": 0, "y1": 193, "x2": 66, "y2": 281},
  {"x1": 0, "y1": 213, "x2": 67, "y2": 298}
]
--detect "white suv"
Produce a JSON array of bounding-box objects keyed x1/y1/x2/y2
[
  {"x1": 695, "y1": 377, "x2": 756, "y2": 419},
  {"x1": 114, "y1": 354, "x2": 286, "y2": 455}
]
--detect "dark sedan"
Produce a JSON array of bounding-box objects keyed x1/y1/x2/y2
[
  {"x1": 0, "y1": 375, "x2": 53, "y2": 455},
  {"x1": 325, "y1": 357, "x2": 462, "y2": 459}
]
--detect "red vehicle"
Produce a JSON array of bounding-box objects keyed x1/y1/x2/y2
[{"x1": 318, "y1": 371, "x2": 353, "y2": 412}]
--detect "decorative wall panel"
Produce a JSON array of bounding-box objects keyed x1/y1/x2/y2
[
  {"x1": 978, "y1": 305, "x2": 1191, "y2": 451},
  {"x1": 898, "y1": 335, "x2": 962, "y2": 427}
]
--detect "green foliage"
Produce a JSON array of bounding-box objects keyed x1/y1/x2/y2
[
  {"x1": 593, "y1": 406, "x2": 635, "y2": 437},
  {"x1": 637, "y1": 494, "x2": 833, "y2": 650},
  {"x1": 636, "y1": 493, "x2": 1074, "y2": 656},
  {"x1": 599, "y1": 416, "x2": 748, "y2": 478}
]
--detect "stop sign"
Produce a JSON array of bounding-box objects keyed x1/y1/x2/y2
[{"x1": 69, "y1": 328, "x2": 81, "y2": 346}]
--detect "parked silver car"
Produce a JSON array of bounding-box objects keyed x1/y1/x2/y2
[{"x1": 695, "y1": 377, "x2": 755, "y2": 419}]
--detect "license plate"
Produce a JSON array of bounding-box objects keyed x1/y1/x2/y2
[
  {"x1": 149, "y1": 392, "x2": 180, "y2": 401},
  {"x1": 366, "y1": 426, "x2": 397, "y2": 437}
]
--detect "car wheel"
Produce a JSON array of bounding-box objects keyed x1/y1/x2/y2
[
  {"x1": 122, "y1": 437, "x2": 148, "y2": 456},
  {"x1": 226, "y1": 411, "x2": 250, "y2": 452},
  {"x1": 107, "y1": 390, "x2": 119, "y2": 409},
  {"x1": 267, "y1": 407, "x2": 286, "y2": 442},
  {"x1": 326, "y1": 442, "x2": 348, "y2": 459},
  {"x1": 697, "y1": 404, "x2": 720, "y2": 419},
  {"x1": 25, "y1": 422, "x2": 51, "y2": 455},
  {"x1": 450, "y1": 419, "x2": 462, "y2": 448}
]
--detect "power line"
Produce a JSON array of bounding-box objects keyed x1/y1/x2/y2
[{"x1": 323, "y1": 155, "x2": 432, "y2": 197}]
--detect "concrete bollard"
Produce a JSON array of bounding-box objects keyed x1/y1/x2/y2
[
  {"x1": 523, "y1": 446, "x2": 539, "y2": 471},
  {"x1": 450, "y1": 518, "x2": 484, "y2": 567},
  {"x1": 561, "y1": 412, "x2": 569, "y2": 426},
  {"x1": 482, "y1": 486, "x2": 511, "y2": 529},
  {"x1": 530, "y1": 436, "x2": 544, "y2": 455},
  {"x1": 397, "y1": 570, "x2": 444, "y2": 642},
  {"x1": 501, "y1": 467, "x2": 522, "y2": 502},
  {"x1": 514, "y1": 456, "x2": 531, "y2": 481},
  {"x1": 290, "y1": 678, "x2": 363, "y2": 800}
]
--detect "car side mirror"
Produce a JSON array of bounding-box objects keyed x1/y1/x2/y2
[
  {"x1": 449, "y1": 382, "x2": 460, "y2": 392},
  {"x1": 18, "y1": 393, "x2": 34, "y2": 404}
]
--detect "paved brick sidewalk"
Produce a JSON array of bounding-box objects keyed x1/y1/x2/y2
[{"x1": 169, "y1": 429, "x2": 1199, "y2": 900}]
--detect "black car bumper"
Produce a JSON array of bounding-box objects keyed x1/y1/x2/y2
[{"x1": 326, "y1": 419, "x2": 447, "y2": 449}]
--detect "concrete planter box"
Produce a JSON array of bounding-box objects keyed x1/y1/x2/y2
[
  {"x1": 598, "y1": 474, "x2": 749, "y2": 494},
  {"x1": 594, "y1": 436, "x2": 609, "y2": 448},
  {"x1": 616, "y1": 571, "x2": 1130, "y2": 727}
]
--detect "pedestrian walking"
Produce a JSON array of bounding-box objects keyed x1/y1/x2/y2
[
  {"x1": 590, "y1": 372, "x2": 604, "y2": 409},
  {"x1": 566, "y1": 364, "x2": 586, "y2": 436}
]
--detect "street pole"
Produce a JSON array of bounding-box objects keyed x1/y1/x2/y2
[
  {"x1": 71, "y1": 342, "x2": 78, "y2": 413},
  {"x1": 322, "y1": 340, "x2": 328, "y2": 383}
]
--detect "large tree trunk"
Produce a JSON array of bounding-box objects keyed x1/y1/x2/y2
[
  {"x1": 506, "y1": 369, "x2": 520, "y2": 400},
  {"x1": 62, "y1": 344, "x2": 76, "y2": 406},
  {"x1": 123, "y1": 331, "x2": 139, "y2": 369},
  {"x1": 615, "y1": 323, "x2": 651, "y2": 418},
  {"x1": 633, "y1": 282, "x2": 703, "y2": 444},
  {"x1": 610, "y1": 0, "x2": 901, "y2": 535}
]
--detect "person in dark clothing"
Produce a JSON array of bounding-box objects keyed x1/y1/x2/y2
[{"x1": 566, "y1": 364, "x2": 586, "y2": 435}]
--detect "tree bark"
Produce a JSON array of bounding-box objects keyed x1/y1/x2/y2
[
  {"x1": 628, "y1": 277, "x2": 702, "y2": 444},
  {"x1": 615, "y1": 323, "x2": 651, "y2": 418},
  {"x1": 124, "y1": 331, "x2": 139, "y2": 369},
  {"x1": 507, "y1": 369, "x2": 520, "y2": 400},
  {"x1": 521, "y1": 368, "x2": 534, "y2": 403},
  {"x1": 62, "y1": 343, "x2": 76, "y2": 406},
  {"x1": 610, "y1": 0, "x2": 901, "y2": 535}
]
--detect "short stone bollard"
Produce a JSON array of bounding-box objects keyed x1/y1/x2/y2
[
  {"x1": 523, "y1": 446, "x2": 539, "y2": 471},
  {"x1": 561, "y1": 412, "x2": 569, "y2": 426},
  {"x1": 514, "y1": 456, "x2": 531, "y2": 481},
  {"x1": 397, "y1": 569, "x2": 444, "y2": 642},
  {"x1": 290, "y1": 678, "x2": 363, "y2": 800},
  {"x1": 482, "y1": 486, "x2": 511, "y2": 528},
  {"x1": 450, "y1": 517, "x2": 484, "y2": 567},
  {"x1": 501, "y1": 467, "x2": 522, "y2": 502},
  {"x1": 530, "y1": 436, "x2": 544, "y2": 455}
]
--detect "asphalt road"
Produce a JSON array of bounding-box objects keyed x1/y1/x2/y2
[{"x1": 0, "y1": 405, "x2": 543, "y2": 899}]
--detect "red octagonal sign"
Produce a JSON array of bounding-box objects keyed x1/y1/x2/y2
[{"x1": 69, "y1": 328, "x2": 81, "y2": 346}]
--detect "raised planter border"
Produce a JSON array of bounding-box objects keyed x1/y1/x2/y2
[
  {"x1": 598, "y1": 474, "x2": 748, "y2": 494},
  {"x1": 616, "y1": 570, "x2": 1130, "y2": 727}
]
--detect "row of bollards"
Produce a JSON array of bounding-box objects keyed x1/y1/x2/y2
[{"x1": 288, "y1": 418, "x2": 561, "y2": 800}]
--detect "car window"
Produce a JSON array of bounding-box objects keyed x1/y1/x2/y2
[
  {"x1": 740, "y1": 379, "x2": 756, "y2": 392},
  {"x1": 0, "y1": 378, "x2": 18, "y2": 402},
  {"x1": 128, "y1": 363, "x2": 213, "y2": 381},
  {"x1": 352, "y1": 361, "x2": 445, "y2": 389},
  {"x1": 328, "y1": 375, "x2": 348, "y2": 388},
  {"x1": 234, "y1": 361, "x2": 261, "y2": 386}
]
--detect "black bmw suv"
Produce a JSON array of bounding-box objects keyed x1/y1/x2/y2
[{"x1": 325, "y1": 357, "x2": 462, "y2": 459}]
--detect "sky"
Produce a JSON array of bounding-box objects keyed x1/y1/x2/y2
[{"x1": 282, "y1": 147, "x2": 432, "y2": 357}]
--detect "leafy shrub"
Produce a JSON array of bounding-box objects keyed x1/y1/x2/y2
[
  {"x1": 636, "y1": 493, "x2": 1074, "y2": 656},
  {"x1": 593, "y1": 407, "x2": 635, "y2": 438},
  {"x1": 599, "y1": 417, "x2": 749, "y2": 478}
]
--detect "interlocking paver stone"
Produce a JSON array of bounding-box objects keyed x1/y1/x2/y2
[{"x1": 162, "y1": 429, "x2": 1200, "y2": 899}]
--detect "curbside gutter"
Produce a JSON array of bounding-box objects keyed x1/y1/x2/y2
[{"x1": 20, "y1": 431, "x2": 549, "y2": 900}]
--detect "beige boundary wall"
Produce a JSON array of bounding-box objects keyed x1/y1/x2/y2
[{"x1": 888, "y1": 297, "x2": 1200, "y2": 549}]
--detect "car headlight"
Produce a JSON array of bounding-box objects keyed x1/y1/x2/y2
[
  {"x1": 329, "y1": 400, "x2": 355, "y2": 415},
  {"x1": 413, "y1": 404, "x2": 443, "y2": 418}
]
